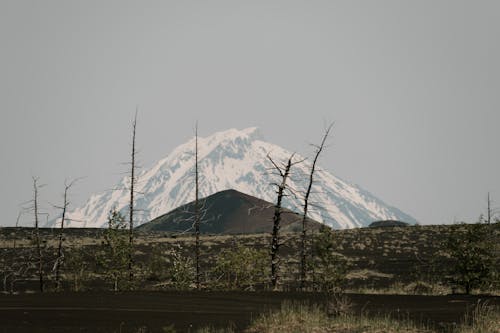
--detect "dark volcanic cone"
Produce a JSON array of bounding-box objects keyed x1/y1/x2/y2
[{"x1": 137, "y1": 189, "x2": 322, "y2": 234}]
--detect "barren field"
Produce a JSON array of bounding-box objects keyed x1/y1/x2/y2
[
  {"x1": 0, "y1": 224, "x2": 498, "y2": 332},
  {"x1": 1, "y1": 224, "x2": 498, "y2": 292},
  {"x1": 0, "y1": 291, "x2": 498, "y2": 332}
]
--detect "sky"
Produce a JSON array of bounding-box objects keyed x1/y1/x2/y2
[{"x1": 0, "y1": 0, "x2": 499, "y2": 227}]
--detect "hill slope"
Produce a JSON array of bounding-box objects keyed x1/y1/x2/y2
[{"x1": 138, "y1": 189, "x2": 322, "y2": 234}]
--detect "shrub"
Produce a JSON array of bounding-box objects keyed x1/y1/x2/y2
[
  {"x1": 95, "y1": 209, "x2": 130, "y2": 291},
  {"x1": 444, "y1": 222, "x2": 497, "y2": 294},
  {"x1": 64, "y1": 246, "x2": 91, "y2": 292},
  {"x1": 312, "y1": 226, "x2": 349, "y2": 293},
  {"x1": 210, "y1": 245, "x2": 268, "y2": 290},
  {"x1": 168, "y1": 245, "x2": 195, "y2": 290}
]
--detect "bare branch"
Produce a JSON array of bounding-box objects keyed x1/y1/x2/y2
[
  {"x1": 300, "y1": 121, "x2": 334, "y2": 289},
  {"x1": 127, "y1": 109, "x2": 138, "y2": 282},
  {"x1": 31, "y1": 177, "x2": 44, "y2": 292},
  {"x1": 266, "y1": 153, "x2": 285, "y2": 178}
]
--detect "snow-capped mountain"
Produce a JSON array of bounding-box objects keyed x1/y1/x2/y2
[{"x1": 53, "y1": 127, "x2": 417, "y2": 229}]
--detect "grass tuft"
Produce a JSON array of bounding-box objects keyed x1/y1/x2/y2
[
  {"x1": 196, "y1": 327, "x2": 235, "y2": 333},
  {"x1": 456, "y1": 301, "x2": 500, "y2": 333},
  {"x1": 245, "y1": 301, "x2": 432, "y2": 333},
  {"x1": 245, "y1": 301, "x2": 330, "y2": 333}
]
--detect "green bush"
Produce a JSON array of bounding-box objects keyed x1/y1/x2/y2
[
  {"x1": 168, "y1": 245, "x2": 195, "y2": 290},
  {"x1": 312, "y1": 226, "x2": 349, "y2": 293},
  {"x1": 444, "y1": 222, "x2": 497, "y2": 294},
  {"x1": 64, "y1": 246, "x2": 91, "y2": 291},
  {"x1": 210, "y1": 245, "x2": 268, "y2": 290},
  {"x1": 95, "y1": 209, "x2": 130, "y2": 291}
]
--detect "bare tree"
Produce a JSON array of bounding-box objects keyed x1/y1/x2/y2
[
  {"x1": 300, "y1": 123, "x2": 333, "y2": 290},
  {"x1": 3, "y1": 263, "x2": 31, "y2": 294},
  {"x1": 128, "y1": 111, "x2": 138, "y2": 283},
  {"x1": 32, "y1": 177, "x2": 44, "y2": 293},
  {"x1": 194, "y1": 122, "x2": 201, "y2": 289},
  {"x1": 53, "y1": 179, "x2": 79, "y2": 291},
  {"x1": 487, "y1": 192, "x2": 491, "y2": 224},
  {"x1": 267, "y1": 153, "x2": 301, "y2": 289},
  {"x1": 13, "y1": 211, "x2": 22, "y2": 249}
]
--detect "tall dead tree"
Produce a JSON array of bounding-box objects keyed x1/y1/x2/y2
[
  {"x1": 267, "y1": 153, "x2": 301, "y2": 289},
  {"x1": 32, "y1": 177, "x2": 44, "y2": 293},
  {"x1": 487, "y1": 192, "x2": 491, "y2": 224},
  {"x1": 128, "y1": 111, "x2": 138, "y2": 283},
  {"x1": 13, "y1": 211, "x2": 22, "y2": 249},
  {"x1": 53, "y1": 179, "x2": 78, "y2": 291},
  {"x1": 300, "y1": 123, "x2": 333, "y2": 290},
  {"x1": 194, "y1": 123, "x2": 201, "y2": 289}
]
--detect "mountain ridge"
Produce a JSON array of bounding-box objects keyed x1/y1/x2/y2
[{"x1": 50, "y1": 127, "x2": 417, "y2": 229}]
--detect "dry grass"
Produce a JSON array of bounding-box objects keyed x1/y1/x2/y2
[
  {"x1": 327, "y1": 316, "x2": 432, "y2": 333},
  {"x1": 245, "y1": 301, "x2": 432, "y2": 333},
  {"x1": 245, "y1": 302, "x2": 331, "y2": 333},
  {"x1": 346, "y1": 269, "x2": 394, "y2": 280},
  {"x1": 174, "y1": 300, "x2": 500, "y2": 333},
  {"x1": 195, "y1": 325, "x2": 235, "y2": 333},
  {"x1": 349, "y1": 282, "x2": 500, "y2": 297},
  {"x1": 348, "y1": 281, "x2": 451, "y2": 295},
  {"x1": 456, "y1": 301, "x2": 500, "y2": 333}
]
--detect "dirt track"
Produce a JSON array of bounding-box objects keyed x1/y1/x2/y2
[{"x1": 0, "y1": 291, "x2": 498, "y2": 332}]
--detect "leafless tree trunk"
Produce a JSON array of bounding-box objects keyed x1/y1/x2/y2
[
  {"x1": 32, "y1": 177, "x2": 44, "y2": 293},
  {"x1": 194, "y1": 123, "x2": 201, "y2": 289},
  {"x1": 267, "y1": 153, "x2": 299, "y2": 290},
  {"x1": 13, "y1": 211, "x2": 22, "y2": 249},
  {"x1": 487, "y1": 192, "x2": 491, "y2": 224},
  {"x1": 53, "y1": 179, "x2": 78, "y2": 291},
  {"x1": 128, "y1": 111, "x2": 138, "y2": 283},
  {"x1": 300, "y1": 123, "x2": 333, "y2": 290},
  {"x1": 3, "y1": 272, "x2": 12, "y2": 293}
]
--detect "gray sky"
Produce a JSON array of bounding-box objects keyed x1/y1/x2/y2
[{"x1": 1, "y1": 0, "x2": 499, "y2": 227}]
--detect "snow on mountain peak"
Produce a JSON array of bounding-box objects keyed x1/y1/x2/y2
[
  {"x1": 208, "y1": 126, "x2": 262, "y2": 141},
  {"x1": 55, "y1": 127, "x2": 417, "y2": 229}
]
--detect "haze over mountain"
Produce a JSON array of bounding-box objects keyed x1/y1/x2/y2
[{"x1": 50, "y1": 127, "x2": 417, "y2": 229}]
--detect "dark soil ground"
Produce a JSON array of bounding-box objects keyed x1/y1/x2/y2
[
  {"x1": 0, "y1": 291, "x2": 498, "y2": 333},
  {"x1": 2, "y1": 224, "x2": 498, "y2": 292},
  {"x1": 1, "y1": 224, "x2": 498, "y2": 332}
]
